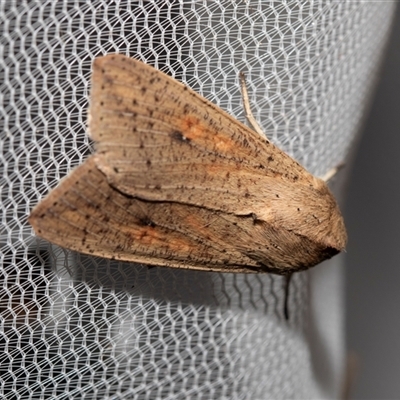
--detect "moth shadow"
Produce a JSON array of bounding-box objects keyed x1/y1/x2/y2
[
  {"x1": 68, "y1": 252, "x2": 221, "y2": 308},
  {"x1": 35, "y1": 244, "x2": 303, "y2": 320}
]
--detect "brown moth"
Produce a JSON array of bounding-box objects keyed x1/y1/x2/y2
[{"x1": 29, "y1": 54, "x2": 347, "y2": 275}]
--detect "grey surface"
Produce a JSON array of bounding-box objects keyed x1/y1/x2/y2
[
  {"x1": 345, "y1": 5, "x2": 400, "y2": 399},
  {"x1": 0, "y1": 2, "x2": 396, "y2": 398}
]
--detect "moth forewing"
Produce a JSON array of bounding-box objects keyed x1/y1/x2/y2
[{"x1": 29, "y1": 54, "x2": 347, "y2": 274}]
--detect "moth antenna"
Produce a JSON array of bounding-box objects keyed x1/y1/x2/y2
[
  {"x1": 321, "y1": 162, "x2": 346, "y2": 182},
  {"x1": 283, "y1": 272, "x2": 293, "y2": 320},
  {"x1": 239, "y1": 72, "x2": 267, "y2": 139}
]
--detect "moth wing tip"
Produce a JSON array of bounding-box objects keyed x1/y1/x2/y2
[{"x1": 28, "y1": 203, "x2": 46, "y2": 229}]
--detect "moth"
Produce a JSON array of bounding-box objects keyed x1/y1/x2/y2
[{"x1": 29, "y1": 54, "x2": 347, "y2": 275}]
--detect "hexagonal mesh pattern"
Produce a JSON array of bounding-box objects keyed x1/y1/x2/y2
[{"x1": 0, "y1": 1, "x2": 395, "y2": 399}]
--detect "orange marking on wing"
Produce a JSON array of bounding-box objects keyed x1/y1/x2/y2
[
  {"x1": 131, "y1": 227, "x2": 162, "y2": 245},
  {"x1": 184, "y1": 214, "x2": 205, "y2": 230},
  {"x1": 132, "y1": 227, "x2": 191, "y2": 253},
  {"x1": 180, "y1": 115, "x2": 236, "y2": 153},
  {"x1": 179, "y1": 115, "x2": 203, "y2": 140}
]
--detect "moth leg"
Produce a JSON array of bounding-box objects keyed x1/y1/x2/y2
[
  {"x1": 239, "y1": 72, "x2": 267, "y2": 139},
  {"x1": 283, "y1": 272, "x2": 293, "y2": 320},
  {"x1": 321, "y1": 162, "x2": 345, "y2": 182}
]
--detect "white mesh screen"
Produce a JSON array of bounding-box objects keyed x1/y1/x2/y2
[{"x1": 0, "y1": 1, "x2": 396, "y2": 399}]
